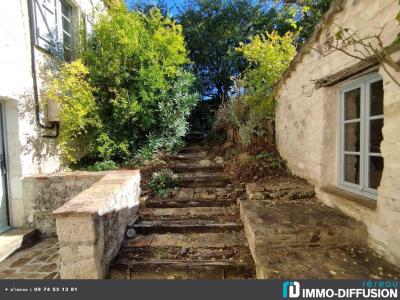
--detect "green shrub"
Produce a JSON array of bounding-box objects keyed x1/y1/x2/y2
[
  {"x1": 215, "y1": 31, "x2": 296, "y2": 147},
  {"x1": 85, "y1": 160, "x2": 119, "y2": 172},
  {"x1": 46, "y1": 5, "x2": 199, "y2": 165},
  {"x1": 148, "y1": 169, "x2": 178, "y2": 198}
]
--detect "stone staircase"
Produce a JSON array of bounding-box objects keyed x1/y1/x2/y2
[{"x1": 109, "y1": 133, "x2": 256, "y2": 279}]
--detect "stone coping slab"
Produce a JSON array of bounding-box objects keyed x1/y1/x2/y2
[{"x1": 53, "y1": 170, "x2": 139, "y2": 217}]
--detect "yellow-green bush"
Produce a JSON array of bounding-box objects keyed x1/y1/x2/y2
[{"x1": 216, "y1": 31, "x2": 296, "y2": 146}]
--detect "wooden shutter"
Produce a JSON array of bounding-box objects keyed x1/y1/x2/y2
[{"x1": 32, "y1": 0, "x2": 60, "y2": 54}]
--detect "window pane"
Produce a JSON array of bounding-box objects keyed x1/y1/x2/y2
[
  {"x1": 61, "y1": 1, "x2": 71, "y2": 19},
  {"x1": 369, "y1": 156, "x2": 383, "y2": 189},
  {"x1": 370, "y1": 80, "x2": 383, "y2": 116},
  {"x1": 370, "y1": 118, "x2": 383, "y2": 153},
  {"x1": 63, "y1": 33, "x2": 72, "y2": 49},
  {"x1": 344, "y1": 154, "x2": 360, "y2": 185},
  {"x1": 344, "y1": 88, "x2": 360, "y2": 120},
  {"x1": 345, "y1": 122, "x2": 360, "y2": 152},
  {"x1": 62, "y1": 18, "x2": 72, "y2": 35}
]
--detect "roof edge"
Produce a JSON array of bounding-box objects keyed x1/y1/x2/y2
[{"x1": 273, "y1": 0, "x2": 347, "y2": 95}]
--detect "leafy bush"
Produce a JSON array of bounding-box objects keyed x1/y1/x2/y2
[
  {"x1": 46, "y1": 60, "x2": 100, "y2": 163},
  {"x1": 236, "y1": 31, "x2": 296, "y2": 116},
  {"x1": 46, "y1": 5, "x2": 198, "y2": 166},
  {"x1": 215, "y1": 31, "x2": 296, "y2": 147},
  {"x1": 148, "y1": 169, "x2": 178, "y2": 198},
  {"x1": 85, "y1": 160, "x2": 119, "y2": 172}
]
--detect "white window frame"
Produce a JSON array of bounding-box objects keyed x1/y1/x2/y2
[
  {"x1": 31, "y1": 0, "x2": 77, "y2": 60},
  {"x1": 59, "y1": 0, "x2": 74, "y2": 61},
  {"x1": 338, "y1": 73, "x2": 384, "y2": 200}
]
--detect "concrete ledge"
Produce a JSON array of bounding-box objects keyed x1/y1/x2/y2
[{"x1": 53, "y1": 170, "x2": 141, "y2": 279}]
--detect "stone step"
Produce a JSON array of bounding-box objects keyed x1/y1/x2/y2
[
  {"x1": 140, "y1": 207, "x2": 238, "y2": 217},
  {"x1": 146, "y1": 197, "x2": 237, "y2": 208},
  {"x1": 177, "y1": 175, "x2": 230, "y2": 188},
  {"x1": 129, "y1": 216, "x2": 242, "y2": 234},
  {"x1": 178, "y1": 146, "x2": 208, "y2": 154},
  {"x1": 170, "y1": 164, "x2": 224, "y2": 173},
  {"x1": 169, "y1": 151, "x2": 208, "y2": 160},
  {"x1": 124, "y1": 232, "x2": 249, "y2": 248},
  {"x1": 109, "y1": 232, "x2": 255, "y2": 279},
  {"x1": 240, "y1": 199, "x2": 368, "y2": 265},
  {"x1": 110, "y1": 249, "x2": 255, "y2": 279},
  {"x1": 184, "y1": 134, "x2": 206, "y2": 143}
]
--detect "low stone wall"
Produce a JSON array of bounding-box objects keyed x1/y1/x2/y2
[
  {"x1": 23, "y1": 172, "x2": 105, "y2": 237},
  {"x1": 53, "y1": 170, "x2": 141, "y2": 279}
]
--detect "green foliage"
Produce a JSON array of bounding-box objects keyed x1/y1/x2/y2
[
  {"x1": 46, "y1": 60, "x2": 100, "y2": 163},
  {"x1": 178, "y1": 0, "x2": 331, "y2": 102},
  {"x1": 216, "y1": 31, "x2": 295, "y2": 146},
  {"x1": 274, "y1": 0, "x2": 332, "y2": 42},
  {"x1": 47, "y1": 6, "x2": 198, "y2": 165},
  {"x1": 237, "y1": 31, "x2": 296, "y2": 116},
  {"x1": 148, "y1": 169, "x2": 178, "y2": 198},
  {"x1": 85, "y1": 160, "x2": 119, "y2": 172},
  {"x1": 178, "y1": 0, "x2": 286, "y2": 101}
]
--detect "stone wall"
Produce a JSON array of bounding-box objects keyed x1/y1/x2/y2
[
  {"x1": 274, "y1": 0, "x2": 400, "y2": 266},
  {"x1": 53, "y1": 170, "x2": 141, "y2": 279},
  {"x1": 23, "y1": 172, "x2": 105, "y2": 237}
]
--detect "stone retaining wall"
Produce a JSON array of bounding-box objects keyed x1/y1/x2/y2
[
  {"x1": 53, "y1": 170, "x2": 141, "y2": 279},
  {"x1": 23, "y1": 172, "x2": 105, "y2": 237}
]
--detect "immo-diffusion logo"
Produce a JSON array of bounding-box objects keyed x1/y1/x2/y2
[
  {"x1": 283, "y1": 281, "x2": 301, "y2": 298},
  {"x1": 281, "y1": 280, "x2": 398, "y2": 299}
]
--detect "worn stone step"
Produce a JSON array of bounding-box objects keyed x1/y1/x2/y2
[
  {"x1": 146, "y1": 197, "x2": 237, "y2": 208},
  {"x1": 240, "y1": 199, "x2": 368, "y2": 265},
  {"x1": 140, "y1": 207, "x2": 238, "y2": 217},
  {"x1": 170, "y1": 164, "x2": 224, "y2": 173},
  {"x1": 169, "y1": 151, "x2": 208, "y2": 160},
  {"x1": 109, "y1": 233, "x2": 255, "y2": 279},
  {"x1": 124, "y1": 232, "x2": 249, "y2": 248},
  {"x1": 177, "y1": 175, "x2": 230, "y2": 188},
  {"x1": 184, "y1": 134, "x2": 206, "y2": 143},
  {"x1": 110, "y1": 258, "x2": 255, "y2": 279},
  {"x1": 178, "y1": 146, "x2": 208, "y2": 154},
  {"x1": 130, "y1": 217, "x2": 242, "y2": 234}
]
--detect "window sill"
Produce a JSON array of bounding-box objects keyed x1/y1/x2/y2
[{"x1": 320, "y1": 186, "x2": 377, "y2": 211}]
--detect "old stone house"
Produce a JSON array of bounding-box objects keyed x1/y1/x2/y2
[
  {"x1": 274, "y1": 0, "x2": 400, "y2": 266},
  {"x1": 0, "y1": 0, "x2": 106, "y2": 234}
]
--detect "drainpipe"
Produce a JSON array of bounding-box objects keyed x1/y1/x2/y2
[{"x1": 27, "y1": 0, "x2": 60, "y2": 139}]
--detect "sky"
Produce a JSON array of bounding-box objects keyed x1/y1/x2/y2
[{"x1": 125, "y1": 0, "x2": 188, "y2": 16}]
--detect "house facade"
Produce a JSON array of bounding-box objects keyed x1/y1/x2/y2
[
  {"x1": 274, "y1": 0, "x2": 400, "y2": 266},
  {"x1": 0, "y1": 0, "x2": 106, "y2": 233}
]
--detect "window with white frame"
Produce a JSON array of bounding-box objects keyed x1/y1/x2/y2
[
  {"x1": 339, "y1": 74, "x2": 384, "y2": 199},
  {"x1": 60, "y1": 0, "x2": 73, "y2": 61},
  {"x1": 31, "y1": 0, "x2": 75, "y2": 61}
]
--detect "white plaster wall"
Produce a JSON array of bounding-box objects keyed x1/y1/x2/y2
[
  {"x1": 275, "y1": 0, "x2": 400, "y2": 266},
  {"x1": 0, "y1": 0, "x2": 106, "y2": 227}
]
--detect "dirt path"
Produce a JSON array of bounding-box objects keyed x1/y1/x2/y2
[{"x1": 109, "y1": 133, "x2": 256, "y2": 279}]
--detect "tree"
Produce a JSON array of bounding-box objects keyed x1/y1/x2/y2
[
  {"x1": 178, "y1": 0, "x2": 331, "y2": 102},
  {"x1": 272, "y1": 0, "x2": 332, "y2": 42},
  {"x1": 178, "y1": 0, "x2": 285, "y2": 102}
]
